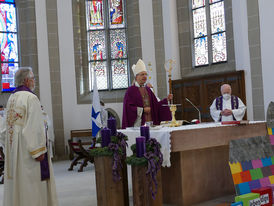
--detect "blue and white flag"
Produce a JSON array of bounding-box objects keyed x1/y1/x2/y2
[{"x1": 91, "y1": 69, "x2": 102, "y2": 137}]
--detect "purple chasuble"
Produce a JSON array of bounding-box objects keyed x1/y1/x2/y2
[
  {"x1": 215, "y1": 95, "x2": 239, "y2": 121},
  {"x1": 122, "y1": 85, "x2": 172, "y2": 129},
  {"x1": 13, "y1": 85, "x2": 50, "y2": 181}
]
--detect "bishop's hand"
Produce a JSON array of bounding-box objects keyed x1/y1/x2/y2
[{"x1": 167, "y1": 94, "x2": 173, "y2": 101}]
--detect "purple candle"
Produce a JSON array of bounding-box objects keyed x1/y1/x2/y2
[
  {"x1": 107, "y1": 117, "x2": 117, "y2": 136},
  {"x1": 136, "y1": 137, "x2": 146, "y2": 158},
  {"x1": 101, "y1": 127, "x2": 111, "y2": 147},
  {"x1": 140, "y1": 125, "x2": 150, "y2": 141}
]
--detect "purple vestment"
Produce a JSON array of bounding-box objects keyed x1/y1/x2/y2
[
  {"x1": 122, "y1": 85, "x2": 172, "y2": 129},
  {"x1": 215, "y1": 95, "x2": 239, "y2": 121},
  {"x1": 13, "y1": 85, "x2": 50, "y2": 181}
]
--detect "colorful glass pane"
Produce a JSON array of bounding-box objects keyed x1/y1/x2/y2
[
  {"x1": 86, "y1": 0, "x2": 104, "y2": 30},
  {"x1": 210, "y1": 1, "x2": 225, "y2": 33},
  {"x1": 192, "y1": 0, "x2": 205, "y2": 9},
  {"x1": 111, "y1": 60, "x2": 128, "y2": 89},
  {"x1": 110, "y1": 29, "x2": 127, "y2": 59},
  {"x1": 194, "y1": 37, "x2": 208, "y2": 66},
  {"x1": 212, "y1": 32, "x2": 227, "y2": 63},
  {"x1": 88, "y1": 30, "x2": 106, "y2": 61},
  {"x1": 0, "y1": 0, "x2": 15, "y2": 3},
  {"x1": 108, "y1": 0, "x2": 125, "y2": 29},
  {"x1": 0, "y1": 3, "x2": 16, "y2": 32},
  {"x1": 209, "y1": 0, "x2": 222, "y2": 4},
  {"x1": 0, "y1": 32, "x2": 18, "y2": 62},
  {"x1": 193, "y1": 7, "x2": 207, "y2": 38},
  {"x1": 90, "y1": 61, "x2": 108, "y2": 90},
  {"x1": 1, "y1": 62, "x2": 18, "y2": 91}
]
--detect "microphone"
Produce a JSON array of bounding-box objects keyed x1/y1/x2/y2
[{"x1": 185, "y1": 98, "x2": 201, "y2": 123}]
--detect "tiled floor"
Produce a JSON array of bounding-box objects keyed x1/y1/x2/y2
[{"x1": 0, "y1": 160, "x2": 234, "y2": 206}]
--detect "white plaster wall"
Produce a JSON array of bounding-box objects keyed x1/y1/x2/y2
[
  {"x1": 232, "y1": 0, "x2": 254, "y2": 120},
  {"x1": 139, "y1": 0, "x2": 158, "y2": 95},
  {"x1": 35, "y1": 0, "x2": 53, "y2": 121},
  {"x1": 258, "y1": 0, "x2": 274, "y2": 117},
  {"x1": 57, "y1": 0, "x2": 123, "y2": 146},
  {"x1": 162, "y1": 0, "x2": 181, "y2": 94}
]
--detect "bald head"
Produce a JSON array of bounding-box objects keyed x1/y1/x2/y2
[{"x1": 220, "y1": 84, "x2": 231, "y2": 95}]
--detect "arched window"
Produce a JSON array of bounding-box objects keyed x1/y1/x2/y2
[
  {"x1": 86, "y1": 0, "x2": 129, "y2": 91},
  {"x1": 0, "y1": 0, "x2": 19, "y2": 92},
  {"x1": 192, "y1": 0, "x2": 227, "y2": 67}
]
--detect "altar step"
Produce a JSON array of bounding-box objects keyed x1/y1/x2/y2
[{"x1": 191, "y1": 194, "x2": 234, "y2": 206}]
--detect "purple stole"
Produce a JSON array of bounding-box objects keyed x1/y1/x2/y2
[
  {"x1": 215, "y1": 95, "x2": 239, "y2": 121},
  {"x1": 13, "y1": 86, "x2": 50, "y2": 181}
]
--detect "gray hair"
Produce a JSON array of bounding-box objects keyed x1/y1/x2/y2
[
  {"x1": 220, "y1": 84, "x2": 231, "y2": 94},
  {"x1": 15, "y1": 67, "x2": 33, "y2": 87}
]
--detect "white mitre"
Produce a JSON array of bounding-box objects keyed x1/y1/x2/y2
[{"x1": 132, "y1": 59, "x2": 147, "y2": 76}]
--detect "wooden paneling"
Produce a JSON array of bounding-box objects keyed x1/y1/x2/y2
[
  {"x1": 94, "y1": 156, "x2": 129, "y2": 206},
  {"x1": 132, "y1": 165, "x2": 163, "y2": 206},
  {"x1": 172, "y1": 71, "x2": 246, "y2": 122},
  {"x1": 161, "y1": 122, "x2": 267, "y2": 206}
]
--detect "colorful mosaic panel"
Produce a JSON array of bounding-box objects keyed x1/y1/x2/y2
[
  {"x1": 111, "y1": 60, "x2": 128, "y2": 89},
  {"x1": 229, "y1": 158, "x2": 274, "y2": 195}
]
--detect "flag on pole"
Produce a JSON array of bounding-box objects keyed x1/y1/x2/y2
[{"x1": 91, "y1": 68, "x2": 102, "y2": 137}]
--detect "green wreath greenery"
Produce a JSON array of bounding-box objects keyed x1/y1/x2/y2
[
  {"x1": 89, "y1": 132, "x2": 128, "y2": 182},
  {"x1": 89, "y1": 135, "x2": 128, "y2": 157},
  {"x1": 125, "y1": 140, "x2": 161, "y2": 166}
]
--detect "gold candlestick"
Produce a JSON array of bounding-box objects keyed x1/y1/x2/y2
[{"x1": 164, "y1": 59, "x2": 182, "y2": 127}]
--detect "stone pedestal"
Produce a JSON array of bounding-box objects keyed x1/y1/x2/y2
[
  {"x1": 132, "y1": 165, "x2": 162, "y2": 206},
  {"x1": 94, "y1": 156, "x2": 129, "y2": 206}
]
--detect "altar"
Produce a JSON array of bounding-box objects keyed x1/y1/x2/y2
[{"x1": 119, "y1": 121, "x2": 267, "y2": 206}]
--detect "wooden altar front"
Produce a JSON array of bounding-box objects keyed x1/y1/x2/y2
[{"x1": 161, "y1": 122, "x2": 267, "y2": 206}]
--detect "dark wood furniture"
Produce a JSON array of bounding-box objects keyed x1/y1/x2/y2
[
  {"x1": 0, "y1": 146, "x2": 5, "y2": 184},
  {"x1": 94, "y1": 156, "x2": 129, "y2": 206},
  {"x1": 68, "y1": 139, "x2": 94, "y2": 172},
  {"x1": 69, "y1": 129, "x2": 92, "y2": 160},
  {"x1": 172, "y1": 70, "x2": 246, "y2": 122},
  {"x1": 161, "y1": 122, "x2": 267, "y2": 206}
]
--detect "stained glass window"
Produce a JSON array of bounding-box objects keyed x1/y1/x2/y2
[
  {"x1": 191, "y1": 0, "x2": 226, "y2": 67},
  {"x1": 0, "y1": 0, "x2": 19, "y2": 92},
  {"x1": 212, "y1": 33, "x2": 227, "y2": 63},
  {"x1": 108, "y1": 0, "x2": 125, "y2": 29},
  {"x1": 88, "y1": 30, "x2": 106, "y2": 61},
  {"x1": 210, "y1": 1, "x2": 225, "y2": 33},
  {"x1": 193, "y1": 8, "x2": 207, "y2": 38},
  {"x1": 89, "y1": 61, "x2": 108, "y2": 90},
  {"x1": 110, "y1": 29, "x2": 127, "y2": 59},
  {"x1": 192, "y1": 0, "x2": 205, "y2": 9},
  {"x1": 86, "y1": 0, "x2": 128, "y2": 91},
  {"x1": 86, "y1": 1, "x2": 104, "y2": 30},
  {"x1": 111, "y1": 60, "x2": 128, "y2": 89},
  {"x1": 194, "y1": 37, "x2": 208, "y2": 66}
]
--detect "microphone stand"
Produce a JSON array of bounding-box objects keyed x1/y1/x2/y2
[{"x1": 185, "y1": 98, "x2": 201, "y2": 123}]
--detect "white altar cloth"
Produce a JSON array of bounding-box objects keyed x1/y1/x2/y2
[{"x1": 118, "y1": 121, "x2": 265, "y2": 167}]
